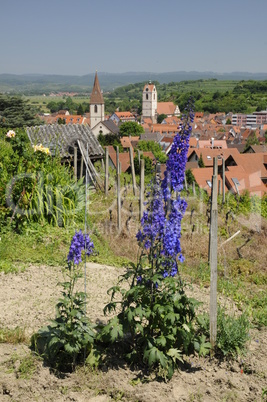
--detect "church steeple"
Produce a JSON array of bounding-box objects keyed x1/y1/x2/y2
[
  {"x1": 90, "y1": 71, "x2": 105, "y2": 129},
  {"x1": 90, "y1": 71, "x2": 104, "y2": 104}
]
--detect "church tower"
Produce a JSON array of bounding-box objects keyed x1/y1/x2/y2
[
  {"x1": 142, "y1": 82, "x2": 157, "y2": 124},
  {"x1": 90, "y1": 71, "x2": 105, "y2": 129}
]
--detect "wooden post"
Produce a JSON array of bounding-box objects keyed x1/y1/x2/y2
[
  {"x1": 74, "y1": 146, "x2": 78, "y2": 179},
  {"x1": 138, "y1": 149, "x2": 141, "y2": 165},
  {"x1": 192, "y1": 181, "x2": 196, "y2": 196},
  {"x1": 105, "y1": 147, "x2": 109, "y2": 196},
  {"x1": 209, "y1": 157, "x2": 218, "y2": 353},
  {"x1": 184, "y1": 172, "x2": 188, "y2": 191},
  {"x1": 129, "y1": 147, "x2": 137, "y2": 196},
  {"x1": 139, "y1": 158, "x2": 145, "y2": 220},
  {"x1": 80, "y1": 156, "x2": 84, "y2": 179},
  {"x1": 116, "y1": 147, "x2": 121, "y2": 232},
  {"x1": 222, "y1": 157, "x2": 225, "y2": 204}
]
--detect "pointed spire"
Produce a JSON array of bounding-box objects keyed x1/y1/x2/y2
[{"x1": 90, "y1": 71, "x2": 104, "y2": 104}]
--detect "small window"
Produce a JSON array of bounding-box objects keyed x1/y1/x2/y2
[
  {"x1": 232, "y1": 177, "x2": 240, "y2": 186},
  {"x1": 94, "y1": 105, "x2": 98, "y2": 113},
  {"x1": 206, "y1": 180, "x2": 212, "y2": 188},
  {"x1": 146, "y1": 94, "x2": 148, "y2": 100},
  {"x1": 146, "y1": 88, "x2": 149, "y2": 91}
]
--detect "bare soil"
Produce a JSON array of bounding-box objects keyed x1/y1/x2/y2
[{"x1": 0, "y1": 263, "x2": 266, "y2": 402}]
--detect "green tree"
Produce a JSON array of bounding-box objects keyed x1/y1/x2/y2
[
  {"x1": 134, "y1": 154, "x2": 152, "y2": 175},
  {"x1": 244, "y1": 133, "x2": 260, "y2": 151},
  {"x1": 198, "y1": 153, "x2": 205, "y2": 168},
  {"x1": 57, "y1": 117, "x2": 66, "y2": 125},
  {"x1": 157, "y1": 114, "x2": 167, "y2": 124},
  {"x1": 77, "y1": 104, "x2": 84, "y2": 115},
  {"x1": 0, "y1": 94, "x2": 42, "y2": 128},
  {"x1": 119, "y1": 121, "x2": 144, "y2": 137},
  {"x1": 185, "y1": 169, "x2": 195, "y2": 184},
  {"x1": 97, "y1": 133, "x2": 123, "y2": 152},
  {"x1": 137, "y1": 140, "x2": 167, "y2": 163}
]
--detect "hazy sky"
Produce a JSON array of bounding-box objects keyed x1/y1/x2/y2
[{"x1": 1, "y1": 0, "x2": 267, "y2": 76}]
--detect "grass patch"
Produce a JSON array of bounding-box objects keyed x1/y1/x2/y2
[
  {"x1": 7, "y1": 353, "x2": 38, "y2": 379},
  {"x1": 0, "y1": 327, "x2": 27, "y2": 344}
]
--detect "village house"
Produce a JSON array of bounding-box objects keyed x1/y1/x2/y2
[
  {"x1": 91, "y1": 119, "x2": 119, "y2": 137},
  {"x1": 109, "y1": 111, "x2": 136, "y2": 125}
]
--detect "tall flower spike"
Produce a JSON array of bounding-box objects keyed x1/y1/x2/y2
[
  {"x1": 67, "y1": 230, "x2": 94, "y2": 265},
  {"x1": 136, "y1": 98, "x2": 194, "y2": 278}
]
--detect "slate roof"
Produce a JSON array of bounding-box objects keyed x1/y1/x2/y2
[
  {"x1": 101, "y1": 120, "x2": 120, "y2": 135},
  {"x1": 26, "y1": 124, "x2": 104, "y2": 159},
  {"x1": 140, "y1": 132, "x2": 163, "y2": 142}
]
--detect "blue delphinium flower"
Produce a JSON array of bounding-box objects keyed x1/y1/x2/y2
[
  {"x1": 67, "y1": 230, "x2": 94, "y2": 265},
  {"x1": 136, "y1": 98, "x2": 194, "y2": 278}
]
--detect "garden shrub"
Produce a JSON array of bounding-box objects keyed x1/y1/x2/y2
[{"x1": 0, "y1": 128, "x2": 84, "y2": 231}]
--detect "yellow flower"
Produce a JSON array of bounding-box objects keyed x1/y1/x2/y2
[{"x1": 33, "y1": 144, "x2": 50, "y2": 155}]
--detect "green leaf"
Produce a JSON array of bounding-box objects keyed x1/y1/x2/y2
[
  {"x1": 182, "y1": 323, "x2": 190, "y2": 332},
  {"x1": 155, "y1": 335, "x2": 167, "y2": 348},
  {"x1": 164, "y1": 312, "x2": 176, "y2": 324},
  {"x1": 167, "y1": 348, "x2": 184, "y2": 364}
]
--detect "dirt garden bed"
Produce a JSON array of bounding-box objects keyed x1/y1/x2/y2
[{"x1": 0, "y1": 263, "x2": 266, "y2": 402}]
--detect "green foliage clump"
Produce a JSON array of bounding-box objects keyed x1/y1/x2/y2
[
  {"x1": 31, "y1": 258, "x2": 95, "y2": 371},
  {"x1": 100, "y1": 264, "x2": 208, "y2": 380},
  {"x1": 97, "y1": 133, "x2": 123, "y2": 152},
  {"x1": 137, "y1": 140, "x2": 167, "y2": 163},
  {"x1": 199, "y1": 308, "x2": 250, "y2": 358},
  {"x1": 216, "y1": 307, "x2": 250, "y2": 358},
  {"x1": 185, "y1": 169, "x2": 195, "y2": 185},
  {"x1": 0, "y1": 128, "x2": 85, "y2": 231},
  {"x1": 134, "y1": 154, "x2": 152, "y2": 175},
  {"x1": 119, "y1": 121, "x2": 145, "y2": 137},
  {"x1": 0, "y1": 94, "x2": 42, "y2": 128},
  {"x1": 198, "y1": 153, "x2": 205, "y2": 168}
]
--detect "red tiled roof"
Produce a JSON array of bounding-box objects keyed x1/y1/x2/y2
[
  {"x1": 198, "y1": 140, "x2": 228, "y2": 149},
  {"x1": 143, "y1": 84, "x2": 156, "y2": 92},
  {"x1": 120, "y1": 136, "x2": 140, "y2": 149},
  {"x1": 162, "y1": 116, "x2": 180, "y2": 125},
  {"x1": 108, "y1": 150, "x2": 155, "y2": 173},
  {"x1": 188, "y1": 148, "x2": 241, "y2": 167},
  {"x1": 151, "y1": 124, "x2": 179, "y2": 134},
  {"x1": 114, "y1": 111, "x2": 135, "y2": 118},
  {"x1": 157, "y1": 102, "x2": 177, "y2": 115},
  {"x1": 224, "y1": 152, "x2": 267, "y2": 196}
]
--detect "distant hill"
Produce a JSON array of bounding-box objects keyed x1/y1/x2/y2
[{"x1": 1, "y1": 71, "x2": 267, "y2": 94}]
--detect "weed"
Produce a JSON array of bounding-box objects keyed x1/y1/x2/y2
[
  {"x1": 187, "y1": 390, "x2": 203, "y2": 401},
  {"x1": 7, "y1": 353, "x2": 38, "y2": 379},
  {"x1": 0, "y1": 327, "x2": 26, "y2": 344},
  {"x1": 216, "y1": 307, "x2": 250, "y2": 358},
  {"x1": 18, "y1": 354, "x2": 38, "y2": 379}
]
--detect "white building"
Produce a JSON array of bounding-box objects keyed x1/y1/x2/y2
[{"x1": 142, "y1": 82, "x2": 157, "y2": 124}]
